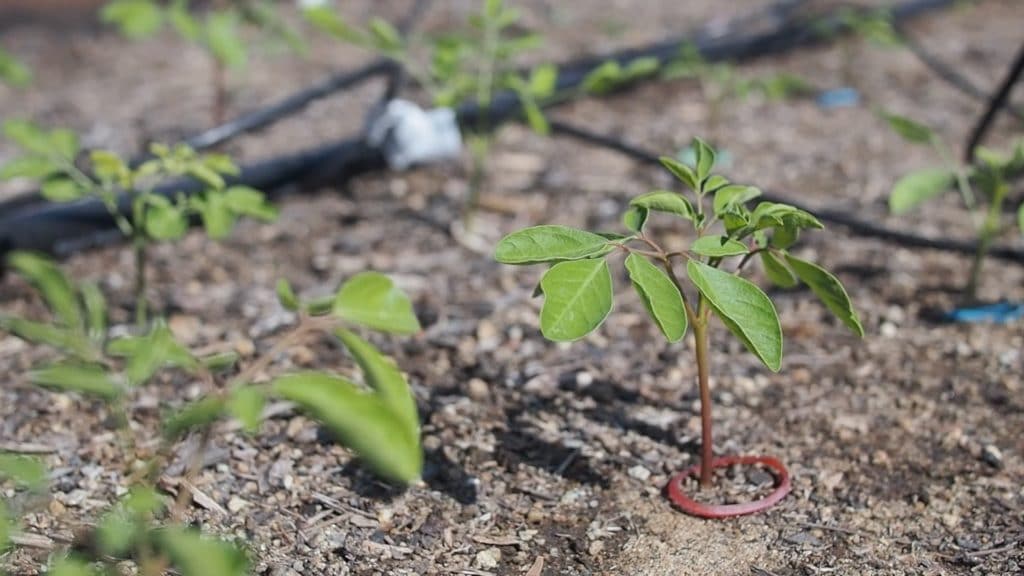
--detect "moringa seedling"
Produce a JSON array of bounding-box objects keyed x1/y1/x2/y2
[
  {"x1": 0, "y1": 253, "x2": 422, "y2": 574},
  {"x1": 882, "y1": 112, "x2": 1024, "y2": 302},
  {"x1": 495, "y1": 138, "x2": 863, "y2": 518},
  {"x1": 0, "y1": 120, "x2": 277, "y2": 327},
  {"x1": 307, "y1": 0, "x2": 558, "y2": 230},
  {"x1": 101, "y1": 0, "x2": 307, "y2": 124}
]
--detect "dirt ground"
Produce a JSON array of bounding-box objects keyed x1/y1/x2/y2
[{"x1": 1, "y1": 1, "x2": 1023, "y2": 575}]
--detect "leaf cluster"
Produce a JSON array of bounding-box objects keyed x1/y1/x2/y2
[
  {"x1": 496, "y1": 138, "x2": 863, "y2": 372},
  {"x1": 661, "y1": 43, "x2": 814, "y2": 103},
  {"x1": 101, "y1": 0, "x2": 307, "y2": 68},
  {"x1": 305, "y1": 0, "x2": 558, "y2": 135},
  {"x1": 1, "y1": 121, "x2": 277, "y2": 243}
]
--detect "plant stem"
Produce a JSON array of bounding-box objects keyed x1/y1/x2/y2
[
  {"x1": 213, "y1": 58, "x2": 227, "y2": 126},
  {"x1": 692, "y1": 300, "x2": 714, "y2": 488},
  {"x1": 134, "y1": 240, "x2": 147, "y2": 329},
  {"x1": 964, "y1": 176, "x2": 1007, "y2": 302}
]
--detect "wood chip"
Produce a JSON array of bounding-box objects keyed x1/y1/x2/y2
[
  {"x1": 10, "y1": 533, "x2": 54, "y2": 550},
  {"x1": 471, "y1": 535, "x2": 521, "y2": 546},
  {"x1": 0, "y1": 442, "x2": 57, "y2": 454},
  {"x1": 526, "y1": 556, "x2": 545, "y2": 576},
  {"x1": 181, "y1": 480, "x2": 228, "y2": 515}
]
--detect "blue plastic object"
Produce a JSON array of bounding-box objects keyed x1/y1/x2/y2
[
  {"x1": 816, "y1": 87, "x2": 860, "y2": 109},
  {"x1": 944, "y1": 302, "x2": 1024, "y2": 324}
]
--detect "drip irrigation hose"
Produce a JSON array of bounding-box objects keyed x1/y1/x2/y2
[
  {"x1": 547, "y1": 119, "x2": 1024, "y2": 264},
  {"x1": 898, "y1": 27, "x2": 1024, "y2": 123},
  {"x1": 964, "y1": 40, "x2": 1024, "y2": 163},
  {"x1": 0, "y1": 0, "x2": 962, "y2": 266}
]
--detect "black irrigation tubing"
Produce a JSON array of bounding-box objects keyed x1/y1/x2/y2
[
  {"x1": 964, "y1": 39, "x2": 1024, "y2": 163},
  {"x1": 0, "y1": 0, "x2": 961, "y2": 266},
  {"x1": 547, "y1": 119, "x2": 1024, "y2": 265},
  {"x1": 898, "y1": 27, "x2": 1024, "y2": 123}
]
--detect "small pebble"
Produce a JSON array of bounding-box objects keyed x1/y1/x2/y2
[
  {"x1": 227, "y1": 496, "x2": 248, "y2": 513},
  {"x1": 474, "y1": 547, "x2": 501, "y2": 569},
  {"x1": 981, "y1": 444, "x2": 1003, "y2": 469},
  {"x1": 627, "y1": 465, "x2": 651, "y2": 482},
  {"x1": 467, "y1": 378, "x2": 490, "y2": 401}
]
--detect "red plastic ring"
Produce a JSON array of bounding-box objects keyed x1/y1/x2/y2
[{"x1": 665, "y1": 455, "x2": 791, "y2": 519}]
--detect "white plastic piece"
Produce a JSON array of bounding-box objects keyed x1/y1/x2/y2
[{"x1": 366, "y1": 99, "x2": 463, "y2": 171}]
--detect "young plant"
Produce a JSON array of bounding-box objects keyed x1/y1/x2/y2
[
  {"x1": 662, "y1": 44, "x2": 813, "y2": 137},
  {"x1": 101, "y1": 0, "x2": 307, "y2": 124},
  {"x1": 495, "y1": 138, "x2": 863, "y2": 518},
  {"x1": 0, "y1": 120, "x2": 277, "y2": 327},
  {"x1": 0, "y1": 46, "x2": 31, "y2": 88},
  {"x1": 819, "y1": 8, "x2": 901, "y2": 87},
  {"x1": 306, "y1": 0, "x2": 558, "y2": 228},
  {"x1": 883, "y1": 112, "x2": 1024, "y2": 301},
  {"x1": 0, "y1": 253, "x2": 422, "y2": 574}
]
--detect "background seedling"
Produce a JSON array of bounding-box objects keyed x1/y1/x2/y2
[
  {"x1": 307, "y1": 0, "x2": 558, "y2": 231},
  {"x1": 0, "y1": 253, "x2": 423, "y2": 574},
  {"x1": 101, "y1": 0, "x2": 307, "y2": 124},
  {"x1": 0, "y1": 120, "x2": 277, "y2": 327},
  {"x1": 0, "y1": 46, "x2": 31, "y2": 88},
  {"x1": 883, "y1": 112, "x2": 1024, "y2": 301},
  {"x1": 496, "y1": 138, "x2": 862, "y2": 516}
]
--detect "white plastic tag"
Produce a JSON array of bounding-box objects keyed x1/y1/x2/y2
[{"x1": 366, "y1": 99, "x2": 463, "y2": 170}]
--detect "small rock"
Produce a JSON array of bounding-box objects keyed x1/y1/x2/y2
[
  {"x1": 880, "y1": 322, "x2": 897, "y2": 338},
  {"x1": 474, "y1": 547, "x2": 501, "y2": 570},
  {"x1": 981, "y1": 444, "x2": 1003, "y2": 469},
  {"x1": 576, "y1": 371, "x2": 594, "y2": 387},
  {"x1": 290, "y1": 346, "x2": 316, "y2": 366},
  {"x1": 784, "y1": 531, "x2": 821, "y2": 547},
  {"x1": 235, "y1": 338, "x2": 256, "y2": 358},
  {"x1": 627, "y1": 465, "x2": 651, "y2": 482},
  {"x1": 588, "y1": 540, "x2": 605, "y2": 555},
  {"x1": 227, "y1": 496, "x2": 248, "y2": 513},
  {"x1": 467, "y1": 378, "x2": 490, "y2": 401},
  {"x1": 527, "y1": 506, "x2": 546, "y2": 523},
  {"x1": 48, "y1": 499, "x2": 66, "y2": 516}
]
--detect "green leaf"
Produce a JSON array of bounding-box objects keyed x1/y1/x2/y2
[
  {"x1": 195, "y1": 193, "x2": 236, "y2": 239},
  {"x1": 529, "y1": 64, "x2": 558, "y2": 97},
  {"x1": 91, "y1": 150, "x2": 129, "y2": 186},
  {"x1": 659, "y1": 156, "x2": 698, "y2": 191},
  {"x1": 538, "y1": 259, "x2": 613, "y2": 342},
  {"x1": 111, "y1": 323, "x2": 196, "y2": 386},
  {"x1": 158, "y1": 527, "x2": 248, "y2": 576},
  {"x1": 703, "y1": 174, "x2": 729, "y2": 193},
  {"x1": 0, "y1": 500, "x2": 10, "y2": 551},
  {"x1": 335, "y1": 329, "x2": 419, "y2": 437},
  {"x1": 333, "y1": 273, "x2": 420, "y2": 334},
  {"x1": 630, "y1": 190, "x2": 695, "y2": 221},
  {"x1": 168, "y1": 0, "x2": 202, "y2": 41},
  {"x1": 39, "y1": 179, "x2": 82, "y2": 203},
  {"x1": 0, "y1": 47, "x2": 31, "y2": 88},
  {"x1": 368, "y1": 18, "x2": 403, "y2": 53},
  {"x1": 187, "y1": 163, "x2": 225, "y2": 189},
  {"x1": 227, "y1": 387, "x2": 265, "y2": 434},
  {"x1": 624, "y1": 254, "x2": 687, "y2": 342},
  {"x1": 1018, "y1": 203, "x2": 1024, "y2": 235},
  {"x1": 687, "y1": 260, "x2": 782, "y2": 371},
  {"x1": 50, "y1": 129, "x2": 79, "y2": 160},
  {"x1": 276, "y1": 279, "x2": 300, "y2": 311},
  {"x1": 750, "y1": 202, "x2": 823, "y2": 231},
  {"x1": 163, "y1": 397, "x2": 226, "y2": 440},
  {"x1": 712, "y1": 185, "x2": 761, "y2": 216},
  {"x1": 784, "y1": 254, "x2": 864, "y2": 337},
  {"x1": 770, "y1": 223, "x2": 800, "y2": 249},
  {"x1": 303, "y1": 7, "x2": 364, "y2": 44},
  {"x1": 0, "y1": 453, "x2": 47, "y2": 489},
  {"x1": 101, "y1": 0, "x2": 164, "y2": 39},
  {"x1": 224, "y1": 186, "x2": 277, "y2": 221},
  {"x1": 3, "y1": 120, "x2": 50, "y2": 155},
  {"x1": 30, "y1": 362, "x2": 121, "y2": 399},
  {"x1": 0, "y1": 316, "x2": 90, "y2": 356},
  {"x1": 881, "y1": 112, "x2": 934, "y2": 145},
  {"x1": 97, "y1": 507, "x2": 139, "y2": 556},
  {"x1": 80, "y1": 282, "x2": 105, "y2": 340},
  {"x1": 690, "y1": 235, "x2": 749, "y2": 257},
  {"x1": 889, "y1": 168, "x2": 953, "y2": 215},
  {"x1": 622, "y1": 206, "x2": 648, "y2": 233},
  {"x1": 273, "y1": 373, "x2": 422, "y2": 484},
  {"x1": 693, "y1": 137, "x2": 716, "y2": 184},
  {"x1": 495, "y1": 225, "x2": 613, "y2": 265},
  {"x1": 0, "y1": 156, "x2": 59, "y2": 181},
  {"x1": 205, "y1": 11, "x2": 247, "y2": 69},
  {"x1": 201, "y1": 351, "x2": 238, "y2": 372},
  {"x1": 7, "y1": 252, "x2": 82, "y2": 329},
  {"x1": 144, "y1": 197, "x2": 188, "y2": 240},
  {"x1": 760, "y1": 251, "x2": 798, "y2": 288}
]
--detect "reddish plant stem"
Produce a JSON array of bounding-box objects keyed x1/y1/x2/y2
[
  {"x1": 692, "y1": 307, "x2": 714, "y2": 488},
  {"x1": 213, "y1": 59, "x2": 227, "y2": 127}
]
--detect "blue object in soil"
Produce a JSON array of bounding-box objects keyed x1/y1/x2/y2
[
  {"x1": 944, "y1": 302, "x2": 1024, "y2": 324},
  {"x1": 816, "y1": 87, "x2": 860, "y2": 109}
]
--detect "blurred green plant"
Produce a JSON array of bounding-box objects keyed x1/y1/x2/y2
[
  {"x1": 0, "y1": 47, "x2": 31, "y2": 88},
  {"x1": 100, "y1": 0, "x2": 307, "y2": 123},
  {"x1": 883, "y1": 112, "x2": 1024, "y2": 301},
  {"x1": 496, "y1": 138, "x2": 862, "y2": 487},
  {"x1": 0, "y1": 254, "x2": 423, "y2": 575},
  {"x1": 0, "y1": 120, "x2": 277, "y2": 326},
  {"x1": 306, "y1": 0, "x2": 558, "y2": 226}
]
